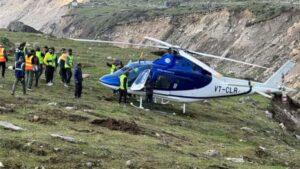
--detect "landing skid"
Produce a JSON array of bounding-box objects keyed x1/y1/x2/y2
[
  {"x1": 130, "y1": 96, "x2": 187, "y2": 114},
  {"x1": 130, "y1": 96, "x2": 150, "y2": 111}
]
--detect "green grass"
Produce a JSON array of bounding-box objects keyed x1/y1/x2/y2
[{"x1": 0, "y1": 30, "x2": 299, "y2": 168}]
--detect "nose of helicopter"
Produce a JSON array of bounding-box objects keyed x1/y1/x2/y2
[{"x1": 99, "y1": 74, "x2": 120, "y2": 89}]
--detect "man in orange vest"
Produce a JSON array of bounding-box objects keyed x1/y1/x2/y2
[
  {"x1": 25, "y1": 50, "x2": 35, "y2": 90},
  {"x1": 0, "y1": 44, "x2": 8, "y2": 79}
]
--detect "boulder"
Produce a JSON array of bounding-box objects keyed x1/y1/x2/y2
[
  {"x1": 0, "y1": 121, "x2": 24, "y2": 131},
  {"x1": 226, "y1": 157, "x2": 244, "y2": 163},
  {"x1": 7, "y1": 21, "x2": 42, "y2": 34},
  {"x1": 50, "y1": 134, "x2": 76, "y2": 143},
  {"x1": 204, "y1": 149, "x2": 221, "y2": 157}
]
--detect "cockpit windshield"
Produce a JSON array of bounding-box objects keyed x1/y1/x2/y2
[{"x1": 112, "y1": 62, "x2": 152, "y2": 86}]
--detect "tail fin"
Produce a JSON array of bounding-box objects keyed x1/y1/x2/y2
[{"x1": 264, "y1": 60, "x2": 295, "y2": 88}]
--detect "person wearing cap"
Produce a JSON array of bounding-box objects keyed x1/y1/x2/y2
[
  {"x1": 0, "y1": 44, "x2": 8, "y2": 79},
  {"x1": 107, "y1": 58, "x2": 118, "y2": 74},
  {"x1": 65, "y1": 48, "x2": 74, "y2": 85},
  {"x1": 43, "y1": 47, "x2": 56, "y2": 86},
  {"x1": 14, "y1": 44, "x2": 25, "y2": 63},
  {"x1": 58, "y1": 48, "x2": 68, "y2": 86},
  {"x1": 11, "y1": 57, "x2": 26, "y2": 95}
]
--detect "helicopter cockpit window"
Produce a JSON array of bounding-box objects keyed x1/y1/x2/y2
[{"x1": 155, "y1": 75, "x2": 171, "y2": 90}]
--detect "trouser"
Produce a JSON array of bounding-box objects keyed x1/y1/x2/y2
[
  {"x1": 119, "y1": 89, "x2": 127, "y2": 103},
  {"x1": 35, "y1": 65, "x2": 43, "y2": 87},
  {"x1": 146, "y1": 92, "x2": 153, "y2": 103},
  {"x1": 60, "y1": 67, "x2": 67, "y2": 83},
  {"x1": 34, "y1": 70, "x2": 39, "y2": 87},
  {"x1": 66, "y1": 68, "x2": 72, "y2": 84},
  {"x1": 0, "y1": 62, "x2": 6, "y2": 78},
  {"x1": 37, "y1": 64, "x2": 43, "y2": 79},
  {"x1": 12, "y1": 77, "x2": 26, "y2": 95},
  {"x1": 25, "y1": 70, "x2": 33, "y2": 89},
  {"x1": 45, "y1": 66, "x2": 54, "y2": 83},
  {"x1": 75, "y1": 82, "x2": 82, "y2": 98}
]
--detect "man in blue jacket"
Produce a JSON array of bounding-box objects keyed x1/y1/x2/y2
[
  {"x1": 74, "y1": 63, "x2": 83, "y2": 98},
  {"x1": 11, "y1": 57, "x2": 26, "y2": 95}
]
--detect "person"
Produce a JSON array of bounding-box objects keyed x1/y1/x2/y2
[
  {"x1": 0, "y1": 44, "x2": 8, "y2": 79},
  {"x1": 14, "y1": 44, "x2": 25, "y2": 63},
  {"x1": 107, "y1": 59, "x2": 118, "y2": 74},
  {"x1": 74, "y1": 63, "x2": 83, "y2": 99},
  {"x1": 31, "y1": 50, "x2": 39, "y2": 88},
  {"x1": 65, "y1": 48, "x2": 74, "y2": 85},
  {"x1": 20, "y1": 42, "x2": 29, "y2": 55},
  {"x1": 58, "y1": 48, "x2": 68, "y2": 86},
  {"x1": 145, "y1": 77, "x2": 154, "y2": 105},
  {"x1": 118, "y1": 71, "x2": 128, "y2": 104},
  {"x1": 42, "y1": 46, "x2": 49, "y2": 58},
  {"x1": 25, "y1": 50, "x2": 35, "y2": 90},
  {"x1": 43, "y1": 47, "x2": 56, "y2": 86},
  {"x1": 35, "y1": 46, "x2": 43, "y2": 87},
  {"x1": 11, "y1": 57, "x2": 26, "y2": 95}
]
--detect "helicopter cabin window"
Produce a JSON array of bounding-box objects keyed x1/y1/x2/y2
[{"x1": 155, "y1": 75, "x2": 171, "y2": 90}]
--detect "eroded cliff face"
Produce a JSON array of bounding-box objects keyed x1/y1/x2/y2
[
  {"x1": 0, "y1": 0, "x2": 88, "y2": 34},
  {"x1": 0, "y1": 2, "x2": 299, "y2": 90}
]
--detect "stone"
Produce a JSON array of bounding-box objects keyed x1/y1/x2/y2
[
  {"x1": 86, "y1": 162, "x2": 93, "y2": 167},
  {"x1": 255, "y1": 146, "x2": 270, "y2": 158},
  {"x1": 296, "y1": 135, "x2": 300, "y2": 140},
  {"x1": 83, "y1": 109, "x2": 95, "y2": 113},
  {"x1": 265, "y1": 111, "x2": 273, "y2": 118},
  {"x1": 279, "y1": 123, "x2": 286, "y2": 130},
  {"x1": 50, "y1": 134, "x2": 76, "y2": 143},
  {"x1": 33, "y1": 115, "x2": 40, "y2": 122},
  {"x1": 241, "y1": 127, "x2": 255, "y2": 133},
  {"x1": 65, "y1": 107, "x2": 75, "y2": 110},
  {"x1": 0, "y1": 162, "x2": 4, "y2": 168},
  {"x1": 155, "y1": 133, "x2": 160, "y2": 137},
  {"x1": 48, "y1": 102, "x2": 57, "y2": 106},
  {"x1": 204, "y1": 149, "x2": 221, "y2": 157},
  {"x1": 126, "y1": 160, "x2": 133, "y2": 167},
  {"x1": 226, "y1": 157, "x2": 244, "y2": 163},
  {"x1": 83, "y1": 74, "x2": 91, "y2": 78},
  {"x1": 0, "y1": 121, "x2": 24, "y2": 131},
  {"x1": 54, "y1": 148, "x2": 61, "y2": 152}
]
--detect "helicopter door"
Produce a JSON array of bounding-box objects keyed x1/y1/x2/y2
[{"x1": 130, "y1": 69, "x2": 151, "y2": 91}]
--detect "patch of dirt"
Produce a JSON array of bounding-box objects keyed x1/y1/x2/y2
[{"x1": 91, "y1": 118, "x2": 142, "y2": 135}]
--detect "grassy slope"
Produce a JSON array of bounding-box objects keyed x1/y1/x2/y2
[{"x1": 0, "y1": 30, "x2": 299, "y2": 169}]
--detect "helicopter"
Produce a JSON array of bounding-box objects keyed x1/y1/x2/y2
[{"x1": 70, "y1": 37, "x2": 296, "y2": 113}]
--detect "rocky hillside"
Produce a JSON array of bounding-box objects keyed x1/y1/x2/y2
[
  {"x1": 43, "y1": 4, "x2": 300, "y2": 87},
  {"x1": 0, "y1": 1, "x2": 299, "y2": 90}
]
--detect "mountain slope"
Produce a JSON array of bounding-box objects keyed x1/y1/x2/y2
[{"x1": 0, "y1": 30, "x2": 299, "y2": 169}]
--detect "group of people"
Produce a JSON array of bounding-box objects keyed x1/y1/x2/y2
[{"x1": 0, "y1": 42, "x2": 83, "y2": 98}]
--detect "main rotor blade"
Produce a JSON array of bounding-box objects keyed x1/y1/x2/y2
[
  {"x1": 179, "y1": 50, "x2": 222, "y2": 78},
  {"x1": 144, "y1": 37, "x2": 174, "y2": 48},
  {"x1": 187, "y1": 50, "x2": 268, "y2": 69},
  {"x1": 69, "y1": 38, "x2": 169, "y2": 49}
]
